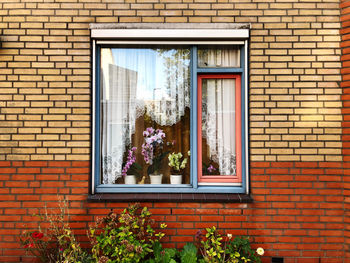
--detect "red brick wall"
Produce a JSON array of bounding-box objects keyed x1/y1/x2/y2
[
  {"x1": 0, "y1": 160, "x2": 345, "y2": 262},
  {"x1": 341, "y1": 0, "x2": 350, "y2": 260}
]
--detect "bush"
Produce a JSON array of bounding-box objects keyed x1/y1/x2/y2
[
  {"x1": 196, "y1": 226, "x2": 263, "y2": 263},
  {"x1": 21, "y1": 201, "x2": 264, "y2": 263},
  {"x1": 88, "y1": 203, "x2": 166, "y2": 263},
  {"x1": 20, "y1": 198, "x2": 93, "y2": 263}
]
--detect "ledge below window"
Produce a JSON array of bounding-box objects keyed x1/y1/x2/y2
[{"x1": 88, "y1": 193, "x2": 253, "y2": 203}]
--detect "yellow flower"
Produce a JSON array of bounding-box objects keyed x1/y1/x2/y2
[
  {"x1": 227, "y1": 233, "x2": 232, "y2": 239},
  {"x1": 256, "y1": 247, "x2": 264, "y2": 256}
]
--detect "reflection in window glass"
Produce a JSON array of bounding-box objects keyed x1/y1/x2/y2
[{"x1": 100, "y1": 47, "x2": 191, "y2": 185}]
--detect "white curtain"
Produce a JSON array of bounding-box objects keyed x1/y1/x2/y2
[
  {"x1": 201, "y1": 49, "x2": 239, "y2": 175},
  {"x1": 202, "y1": 79, "x2": 237, "y2": 175},
  {"x1": 146, "y1": 49, "x2": 190, "y2": 126},
  {"x1": 101, "y1": 48, "x2": 190, "y2": 184},
  {"x1": 198, "y1": 46, "x2": 240, "y2": 68}
]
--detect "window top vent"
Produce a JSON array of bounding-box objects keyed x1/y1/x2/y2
[
  {"x1": 90, "y1": 23, "x2": 251, "y2": 30},
  {"x1": 90, "y1": 23, "x2": 250, "y2": 40}
]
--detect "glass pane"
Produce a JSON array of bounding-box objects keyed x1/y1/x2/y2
[
  {"x1": 100, "y1": 46, "x2": 191, "y2": 185},
  {"x1": 198, "y1": 45, "x2": 240, "y2": 68},
  {"x1": 202, "y1": 78, "x2": 236, "y2": 176}
]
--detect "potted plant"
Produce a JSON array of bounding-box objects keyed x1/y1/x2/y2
[
  {"x1": 122, "y1": 147, "x2": 142, "y2": 184},
  {"x1": 168, "y1": 151, "x2": 188, "y2": 184},
  {"x1": 141, "y1": 127, "x2": 168, "y2": 184},
  {"x1": 203, "y1": 162, "x2": 217, "y2": 175}
]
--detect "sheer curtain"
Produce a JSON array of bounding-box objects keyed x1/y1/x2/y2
[
  {"x1": 101, "y1": 47, "x2": 190, "y2": 184},
  {"x1": 201, "y1": 49, "x2": 239, "y2": 176},
  {"x1": 202, "y1": 79, "x2": 236, "y2": 175},
  {"x1": 198, "y1": 46, "x2": 240, "y2": 68}
]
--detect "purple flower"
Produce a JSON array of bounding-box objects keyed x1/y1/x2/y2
[
  {"x1": 195, "y1": 230, "x2": 203, "y2": 241},
  {"x1": 122, "y1": 147, "x2": 137, "y2": 177},
  {"x1": 146, "y1": 127, "x2": 154, "y2": 135},
  {"x1": 207, "y1": 164, "x2": 216, "y2": 173},
  {"x1": 141, "y1": 127, "x2": 165, "y2": 165}
]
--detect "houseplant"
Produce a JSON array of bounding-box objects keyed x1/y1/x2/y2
[
  {"x1": 121, "y1": 147, "x2": 142, "y2": 184},
  {"x1": 168, "y1": 151, "x2": 188, "y2": 184},
  {"x1": 141, "y1": 127, "x2": 168, "y2": 184},
  {"x1": 202, "y1": 162, "x2": 217, "y2": 175}
]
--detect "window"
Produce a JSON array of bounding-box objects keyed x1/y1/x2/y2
[{"x1": 91, "y1": 24, "x2": 249, "y2": 195}]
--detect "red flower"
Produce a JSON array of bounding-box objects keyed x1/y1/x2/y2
[
  {"x1": 31, "y1": 231, "x2": 44, "y2": 239},
  {"x1": 24, "y1": 243, "x2": 34, "y2": 248}
]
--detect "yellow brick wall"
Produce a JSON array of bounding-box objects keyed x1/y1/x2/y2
[{"x1": 0, "y1": 0, "x2": 341, "y2": 162}]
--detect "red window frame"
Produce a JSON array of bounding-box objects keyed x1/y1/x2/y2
[{"x1": 197, "y1": 74, "x2": 242, "y2": 183}]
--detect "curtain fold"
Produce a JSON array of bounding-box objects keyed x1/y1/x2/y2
[
  {"x1": 198, "y1": 46, "x2": 240, "y2": 68},
  {"x1": 202, "y1": 79, "x2": 236, "y2": 175}
]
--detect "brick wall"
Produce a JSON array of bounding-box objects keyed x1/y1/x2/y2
[
  {"x1": 0, "y1": 0, "x2": 342, "y2": 163},
  {"x1": 341, "y1": 0, "x2": 350, "y2": 260},
  {"x1": 0, "y1": 160, "x2": 345, "y2": 262},
  {"x1": 0, "y1": 0, "x2": 345, "y2": 262}
]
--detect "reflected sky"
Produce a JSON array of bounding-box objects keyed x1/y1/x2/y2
[{"x1": 107, "y1": 48, "x2": 190, "y2": 101}]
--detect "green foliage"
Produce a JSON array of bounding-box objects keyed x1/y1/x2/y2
[
  {"x1": 196, "y1": 227, "x2": 263, "y2": 263},
  {"x1": 88, "y1": 203, "x2": 166, "y2": 263},
  {"x1": 128, "y1": 162, "x2": 143, "y2": 178},
  {"x1": 148, "y1": 151, "x2": 170, "y2": 175},
  {"x1": 146, "y1": 241, "x2": 177, "y2": 263},
  {"x1": 21, "y1": 201, "x2": 264, "y2": 263},
  {"x1": 225, "y1": 237, "x2": 262, "y2": 263},
  {"x1": 197, "y1": 226, "x2": 225, "y2": 263},
  {"x1": 180, "y1": 243, "x2": 198, "y2": 263},
  {"x1": 20, "y1": 197, "x2": 93, "y2": 263}
]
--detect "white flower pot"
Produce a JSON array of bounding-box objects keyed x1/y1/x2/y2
[
  {"x1": 170, "y1": 174, "x2": 182, "y2": 184},
  {"x1": 150, "y1": 174, "x2": 163, "y2": 184},
  {"x1": 124, "y1": 175, "x2": 136, "y2": 184}
]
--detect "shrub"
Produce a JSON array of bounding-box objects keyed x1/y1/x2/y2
[
  {"x1": 88, "y1": 203, "x2": 166, "y2": 263},
  {"x1": 20, "y1": 197, "x2": 92, "y2": 263},
  {"x1": 196, "y1": 226, "x2": 263, "y2": 263},
  {"x1": 21, "y1": 201, "x2": 264, "y2": 263}
]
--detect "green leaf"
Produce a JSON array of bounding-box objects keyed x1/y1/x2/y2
[
  {"x1": 164, "y1": 248, "x2": 176, "y2": 259},
  {"x1": 152, "y1": 241, "x2": 163, "y2": 259},
  {"x1": 180, "y1": 243, "x2": 197, "y2": 263}
]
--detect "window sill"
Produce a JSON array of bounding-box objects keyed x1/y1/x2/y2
[{"x1": 88, "y1": 193, "x2": 253, "y2": 203}]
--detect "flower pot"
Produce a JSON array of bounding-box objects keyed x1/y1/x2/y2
[
  {"x1": 150, "y1": 174, "x2": 163, "y2": 184},
  {"x1": 170, "y1": 174, "x2": 182, "y2": 184},
  {"x1": 124, "y1": 175, "x2": 136, "y2": 184}
]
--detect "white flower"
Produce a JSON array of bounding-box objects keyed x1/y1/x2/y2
[
  {"x1": 256, "y1": 247, "x2": 264, "y2": 256},
  {"x1": 227, "y1": 233, "x2": 232, "y2": 239}
]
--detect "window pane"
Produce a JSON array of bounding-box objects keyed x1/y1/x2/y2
[
  {"x1": 100, "y1": 47, "x2": 191, "y2": 185},
  {"x1": 197, "y1": 45, "x2": 240, "y2": 68},
  {"x1": 202, "y1": 78, "x2": 237, "y2": 177}
]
